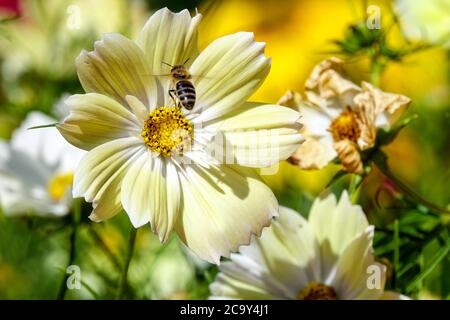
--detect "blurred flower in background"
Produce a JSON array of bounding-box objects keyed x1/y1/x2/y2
[
  {"x1": 0, "y1": 0, "x2": 148, "y2": 135},
  {"x1": 395, "y1": 0, "x2": 450, "y2": 48},
  {"x1": 0, "y1": 111, "x2": 84, "y2": 217},
  {"x1": 0, "y1": 0, "x2": 129, "y2": 80},
  {"x1": 0, "y1": 0, "x2": 20, "y2": 17}
]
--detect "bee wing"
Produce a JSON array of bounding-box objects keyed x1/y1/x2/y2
[
  {"x1": 191, "y1": 74, "x2": 215, "y2": 80},
  {"x1": 139, "y1": 73, "x2": 172, "y2": 80}
]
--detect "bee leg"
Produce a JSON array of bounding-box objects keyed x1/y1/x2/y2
[{"x1": 168, "y1": 89, "x2": 179, "y2": 108}]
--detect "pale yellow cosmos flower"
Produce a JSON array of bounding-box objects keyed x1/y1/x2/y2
[
  {"x1": 210, "y1": 192, "x2": 409, "y2": 300},
  {"x1": 56, "y1": 8, "x2": 304, "y2": 264},
  {"x1": 279, "y1": 57, "x2": 411, "y2": 174}
]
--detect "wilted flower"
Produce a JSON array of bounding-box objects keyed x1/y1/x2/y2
[
  {"x1": 57, "y1": 8, "x2": 303, "y2": 264},
  {"x1": 209, "y1": 191, "x2": 408, "y2": 300},
  {"x1": 279, "y1": 57, "x2": 410, "y2": 174},
  {"x1": 0, "y1": 112, "x2": 84, "y2": 217}
]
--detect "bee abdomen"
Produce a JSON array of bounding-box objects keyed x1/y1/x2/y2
[{"x1": 176, "y1": 80, "x2": 196, "y2": 110}]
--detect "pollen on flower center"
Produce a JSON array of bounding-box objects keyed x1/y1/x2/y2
[
  {"x1": 297, "y1": 282, "x2": 338, "y2": 300},
  {"x1": 47, "y1": 172, "x2": 74, "y2": 201},
  {"x1": 141, "y1": 107, "x2": 194, "y2": 157},
  {"x1": 330, "y1": 108, "x2": 361, "y2": 143}
]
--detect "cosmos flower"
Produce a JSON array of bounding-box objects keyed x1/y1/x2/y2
[
  {"x1": 279, "y1": 57, "x2": 410, "y2": 174},
  {"x1": 395, "y1": 0, "x2": 450, "y2": 49},
  {"x1": 56, "y1": 8, "x2": 303, "y2": 264},
  {"x1": 209, "y1": 191, "x2": 408, "y2": 300},
  {"x1": 0, "y1": 112, "x2": 84, "y2": 217}
]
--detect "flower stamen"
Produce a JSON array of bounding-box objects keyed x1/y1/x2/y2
[
  {"x1": 141, "y1": 107, "x2": 194, "y2": 157},
  {"x1": 297, "y1": 282, "x2": 338, "y2": 300},
  {"x1": 330, "y1": 108, "x2": 361, "y2": 143},
  {"x1": 47, "y1": 172, "x2": 74, "y2": 201}
]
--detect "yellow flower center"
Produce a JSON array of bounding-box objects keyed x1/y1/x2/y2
[
  {"x1": 141, "y1": 107, "x2": 194, "y2": 157},
  {"x1": 330, "y1": 108, "x2": 361, "y2": 143},
  {"x1": 297, "y1": 282, "x2": 338, "y2": 300},
  {"x1": 47, "y1": 172, "x2": 74, "y2": 201}
]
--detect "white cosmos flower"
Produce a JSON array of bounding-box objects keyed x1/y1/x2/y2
[
  {"x1": 280, "y1": 57, "x2": 410, "y2": 174},
  {"x1": 0, "y1": 112, "x2": 85, "y2": 217},
  {"x1": 56, "y1": 8, "x2": 304, "y2": 264},
  {"x1": 210, "y1": 191, "x2": 409, "y2": 300}
]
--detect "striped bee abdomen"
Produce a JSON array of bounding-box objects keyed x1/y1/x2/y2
[{"x1": 176, "y1": 80, "x2": 196, "y2": 110}]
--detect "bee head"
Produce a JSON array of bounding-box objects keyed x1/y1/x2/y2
[{"x1": 171, "y1": 65, "x2": 191, "y2": 79}]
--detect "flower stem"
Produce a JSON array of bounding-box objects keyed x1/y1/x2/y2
[
  {"x1": 57, "y1": 198, "x2": 81, "y2": 300},
  {"x1": 373, "y1": 152, "x2": 450, "y2": 215},
  {"x1": 349, "y1": 174, "x2": 363, "y2": 203},
  {"x1": 88, "y1": 227, "x2": 122, "y2": 272},
  {"x1": 370, "y1": 56, "x2": 384, "y2": 87},
  {"x1": 393, "y1": 219, "x2": 400, "y2": 288},
  {"x1": 116, "y1": 227, "x2": 137, "y2": 300}
]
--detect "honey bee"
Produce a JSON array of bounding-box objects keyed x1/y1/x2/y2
[{"x1": 163, "y1": 59, "x2": 196, "y2": 111}]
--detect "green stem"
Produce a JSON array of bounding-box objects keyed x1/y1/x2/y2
[
  {"x1": 393, "y1": 219, "x2": 400, "y2": 288},
  {"x1": 349, "y1": 174, "x2": 363, "y2": 203},
  {"x1": 116, "y1": 227, "x2": 137, "y2": 300},
  {"x1": 89, "y1": 227, "x2": 122, "y2": 272},
  {"x1": 373, "y1": 153, "x2": 450, "y2": 215},
  {"x1": 57, "y1": 198, "x2": 81, "y2": 300},
  {"x1": 370, "y1": 56, "x2": 384, "y2": 87}
]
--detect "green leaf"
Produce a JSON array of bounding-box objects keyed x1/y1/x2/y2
[
  {"x1": 27, "y1": 123, "x2": 59, "y2": 130},
  {"x1": 376, "y1": 114, "x2": 418, "y2": 147},
  {"x1": 406, "y1": 237, "x2": 450, "y2": 293}
]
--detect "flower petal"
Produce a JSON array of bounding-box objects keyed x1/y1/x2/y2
[
  {"x1": 277, "y1": 91, "x2": 337, "y2": 169},
  {"x1": 290, "y1": 137, "x2": 336, "y2": 170},
  {"x1": 379, "y1": 291, "x2": 411, "y2": 300},
  {"x1": 210, "y1": 103, "x2": 303, "y2": 167},
  {"x1": 175, "y1": 165, "x2": 277, "y2": 264},
  {"x1": 305, "y1": 57, "x2": 361, "y2": 107},
  {"x1": 57, "y1": 93, "x2": 142, "y2": 151},
  {"x1": 191, "y1": 32, "x2": 271, "y2": 122},
  {"x1": 121, "y1": 154, "x2": 180, "y2": 241},
  {"x1": 301, "y1": 104, "x2": 333, "y2": 137},
  {"x1": 330, "y1": 226, "x2": 386, "y2": 300},
  {"x1": 209, "y1": 272, "x2": 278, "y2": 300},
  {"x1": 210, "y1": 206, "x2": 321, "y2": 299},
  {"x1": 308, "y1": 191, "x2": 369, "y2": 279},
  {"x1": 334, "y1": 139, "x2": 364, "y2": 174},
  {"x1": 76, "y1": 33, "x2": 156, "y2": 108},
  {"x1": 360, "y1": 82, "x2": 411, "y2": 114},
  {"x1": 137, "y1": 8, "x2": 201, "y2": 74},
  {"x1": 73, "y1": 137, "x2": 143, "y2": 222}
]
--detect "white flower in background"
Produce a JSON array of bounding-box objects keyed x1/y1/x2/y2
[
  {"x1": 57, "y1": 8, "x2": 303, "y2": 264},
  {"x1": 395, "y1": 0, "x2": 450, "y2": 48},
  {"x1": 279, "y1": 57, "x2": 410, "y2": 174},
  {"x1": 0, "y1": 112, "x2": 84, "y2": 217},
  {"x1": 210, "y1": 192, "x2": 408, "y2": 300},
  {"x1": 0, "y1": 0, "x2": 143, "y2": 82}
]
